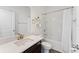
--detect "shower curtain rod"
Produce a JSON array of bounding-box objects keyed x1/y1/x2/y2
[{"x1": 42, "y1": 7, "x2": 74, "y2": 15}]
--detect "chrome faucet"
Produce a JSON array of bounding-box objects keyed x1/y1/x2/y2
[{"x1": 16, "y1": 33, "x2": 24, "y2": 40}]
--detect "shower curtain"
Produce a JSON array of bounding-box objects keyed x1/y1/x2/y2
[{"x1": 44, "y1": 7, "x2": 73, "y2": 53}]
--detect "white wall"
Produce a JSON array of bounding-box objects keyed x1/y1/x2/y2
[
  {"x1": 31, "y1": 6, "x2": 46, "y2": 34},
  {"x1": 31, "y1": 6, "x2": 46, "y2": 17},
  {"x1": 43, "y1": 6, "x2": 72, "y2": 13},
  {"x1": 0, "y1": 6, "x2": 31, "y2": 35}
]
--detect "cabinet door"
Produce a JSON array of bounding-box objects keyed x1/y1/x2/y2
[
  {"x1": 23, "y1": 41, "x2": 41, "y2": 53},
  {"x1": 0, "y1": 9, "x2": 15, "y2": 37}
]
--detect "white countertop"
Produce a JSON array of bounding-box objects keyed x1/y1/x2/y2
[{"x1": 0, "y1": 35, "x2": 43, "y2": 53}]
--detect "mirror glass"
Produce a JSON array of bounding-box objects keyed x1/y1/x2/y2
[{"x1": 0, "y1": 9, "x2": 15, "y2": 37}]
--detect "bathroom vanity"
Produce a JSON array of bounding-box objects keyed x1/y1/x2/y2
[
  {"x1": 23, "y1": 41, "x2": 41, "y2": 53},
  {"x1": 0, "y1": 35, "x2": 43, "y2": 53}
]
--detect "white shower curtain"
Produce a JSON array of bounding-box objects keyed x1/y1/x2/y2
[
  {"x1": 62, "y1": 8, "x2": 73, "y2": 52},
  {"x1": 44, "y1": 8, "x2": 73, "y2": 52}
]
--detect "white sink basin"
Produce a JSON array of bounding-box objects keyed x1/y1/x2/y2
[
  {"x1": 14, "y1": 38, "x2": 33, "y2": 46},
  {"x1": 14, "y1": 35, "x2": 42, "y2": 46}
]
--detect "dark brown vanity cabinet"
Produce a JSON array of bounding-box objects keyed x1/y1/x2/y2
[{"x1": 23, "y1": 41, "x2": 41, "y2": 53}]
